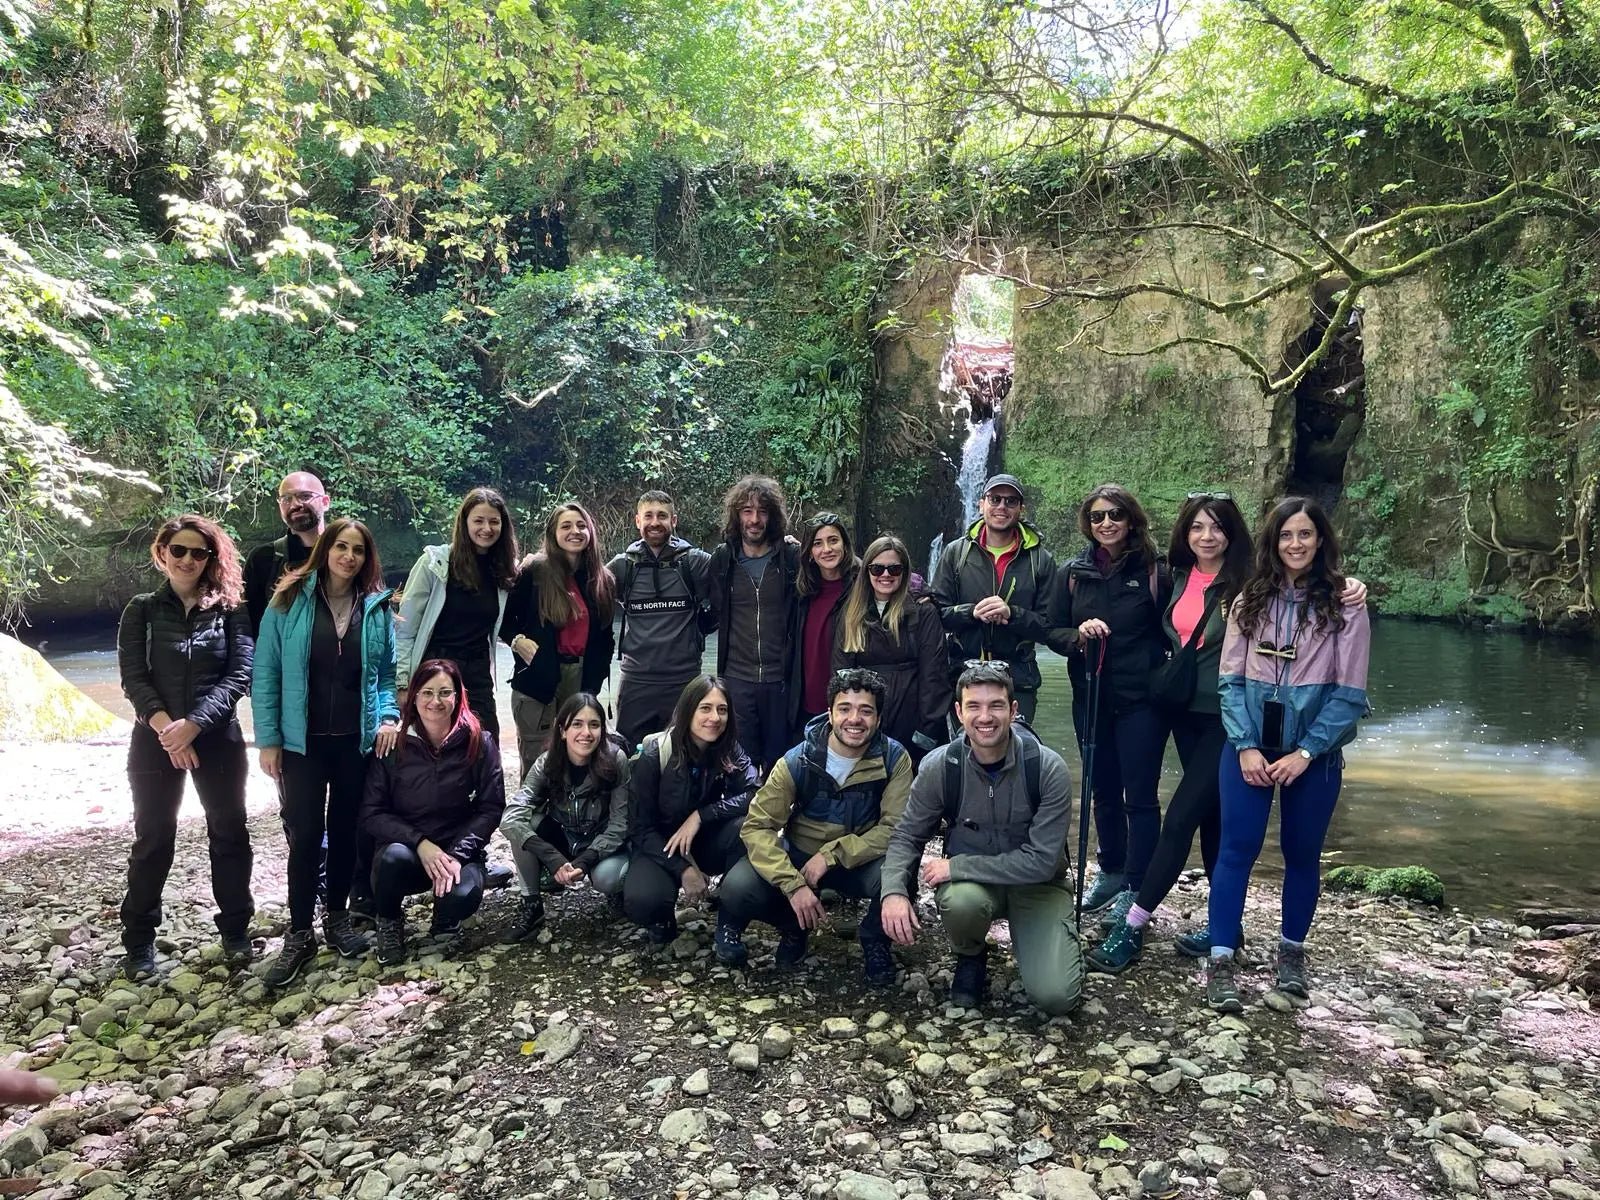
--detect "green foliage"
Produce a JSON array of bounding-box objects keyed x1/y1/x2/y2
[
  {"x1": 1324, "y1": 864, "x2": 1446, "y2": 907},
  {"x1": 953, "y1": 274, "x2": 1014, "y2": 341}
]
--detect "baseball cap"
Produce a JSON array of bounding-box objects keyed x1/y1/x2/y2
[{"x1": 982, "y1": 474, "x2": 1026, "y2": 502}]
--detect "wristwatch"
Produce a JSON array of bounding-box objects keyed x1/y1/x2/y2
[{"x1": 1297, "y1": 748, "x2": 1312, "y2": 761}]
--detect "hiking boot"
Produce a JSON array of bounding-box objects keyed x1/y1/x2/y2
[
  {"x1": 1276, "y1": 941, "x2": 1310, "y2": 998},
  {"x1": 221, "y1": 931, "x2": 254, "y2": 965},
  {"x1": 1206, "y1": 957, "x2": 1245, "y2": 1014},
  {"x1": 713, "y1": 916, "x2": 749, "y2": 968},
  {"x1": 501, "y1": 894, "x2": 546, "y2": 944},
  {"x1": 347, "y1": 893, "x2": 376, "y2": 927},
  {"x1": 1086, "y1": 921, "x2": 1145, "y2": 974},
  {"x1": 1081, "y1": 871, "x2": 1126, "y2": 913},
  {"x1": 322, "y1": 911, "x2": 369, "y2": 958},
  {"x1": 1178, "y1": 925, "x2": 1245, "y2": 959},
  {"x1": 774, "y1": 929, "x2": 809, "y2": 970},
  {"x1": 264, "y1": 930, "x2": 318, "y2": 988},
  {"x1": 1097, "y1": 889, "x2": 1137, "y2": 932},
  {"x1": 644, "y1": 920, "x2": 678, "y2": 945},
  {"x1": 861, "y1": 938, "x2": 897, "y2": 988},
  {"x1": 122, "y1": 944, "x2": 156, "y2": 981},
  {"x1": 949, "y1": 949, "x2": 989, "y2": 1009},
  {"x1": 375, "y1": 917, "x2": 408, "y2": 966}
]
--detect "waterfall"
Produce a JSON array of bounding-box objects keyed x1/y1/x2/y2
[{"x1": 927, "y1": 416, "x2": 997, "y2": 579}]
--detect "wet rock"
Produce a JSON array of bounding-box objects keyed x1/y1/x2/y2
[
  {"x1": 0, "y1": 1125, "x2": 49, "y2": 1168},
  {"x1": 1138, "y1": 1160, "x2": 1175, "y2": 1194},
  {"x1": 885, "y1": 1078, "x2": 916, "y2": 1119}
]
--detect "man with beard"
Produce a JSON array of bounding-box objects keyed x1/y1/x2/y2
[
  {"x1": 879, "y1": 662, "x2": 1083, "y2": 1015},
  {"x1": 706, "y1": 476, "x2": 802, "y2": 774},
  {"x1": 245, "y1": 471, "x2": 331, "y2": 636},
  {"x1": 715, "y1": 668, "x2": 909, "y2": 987},
  {"x1": 605, "y1": 491, "x2": 714, "y2": 749}
]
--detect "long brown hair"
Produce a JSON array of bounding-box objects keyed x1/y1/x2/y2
[
  {"x1": 448, "y1": 487, "x2": 519, "y2": 591},
  {"x1": 840, "y1": 534, "x2": 911, "y2": 653},
  {"x1": 796, "y1": 511, "x2": 857, "y2": 597},
  {"x1": 534, "y1": 502, "x2": 616, "y2": 626},
  {"x1": 271, "y1": 518, "x2": 384, "y2": 612},
  {"x1": 150, "y1": 514, "x2": 243, "y2": 610},
  {"x1": 535, "y1": 692, "x2": 623, "y2": 800},
  {"x1": 1231, "y1": 496, "x2": 1347, "y2": 638},
  {"x1": 1077, "y1": 483, "x2": 1157, "y2": 565},
  {"x1": 665, "y1": 674, "x2": 742, "y2": 771},
  {"x1": 398, "y1": 658, "x2": 484, "y2": 764},
  {"x1": 719, "y1": 475, "x2": 787, "y2": 547},
  {"x1": 1167, "y1": 495, "x2": 1252, "y2": 605}
]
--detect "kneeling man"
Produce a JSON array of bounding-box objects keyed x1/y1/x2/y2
[
  {"x1": 717, "y1": 668, "x2": 910, "y2": 986},
  {"x1": 880, "y1": 662, "x2": 1084, "y2": 1015}
]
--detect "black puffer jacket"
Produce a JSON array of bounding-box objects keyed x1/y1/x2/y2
[
  {"x1": 631, "y1": 732, "x2": 758, "y2": 834},
  {"x1": 117, "y1": 583, "x2": 254, "y2": 731},
  {"x1": 1053, "y1": 544, "x2": 1173, "y2": 715},
  {"x1": 361, "y1": 724, "x2": 506, "y2": 862},
  {"x1": 832, "y1": 597, "x2": 951, "y2": 755}
]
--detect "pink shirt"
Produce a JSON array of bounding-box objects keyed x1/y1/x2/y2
[{"x1": 1172, "y1": 568, "x2": 1217, "y2": 647}]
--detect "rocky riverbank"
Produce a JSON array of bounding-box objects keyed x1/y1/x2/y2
[{"x1": 1, "y1": 739, "x2": 1597, "y2": 1200}]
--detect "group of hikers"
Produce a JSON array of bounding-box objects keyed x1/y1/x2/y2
[{"x1": 116, "y1": 467, "x2": 1371, "y2": 1016}]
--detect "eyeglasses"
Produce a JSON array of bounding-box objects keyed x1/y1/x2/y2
[
  {"x1": 417, "y1": 688, "x2": 457, "y2": 702},
  {"x1": 1088, "y1": 508, "x2": 1128, "y2": 525},
  {"x1": 165, "y1": 544, "x2": 214, "y2": 561},
  {"x1": 1187, "y1": 491, "x2": 1233, "y2": 502},
  {"x1": 984, "y1": 493, "x2": 1023, "y2": 508},
  {"x1": 278, "y1": 490, "x2": 325, "y2": 506},
  {"x1": 1254, "y1": 641, "x2": 1298, "y2": 660},
  {"x1": 867, "y1": 563, "x2": 906, "y2": 578}
]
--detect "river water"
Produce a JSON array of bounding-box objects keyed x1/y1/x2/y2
[{"x1": 32, "y1": 619, "x2": 1600, "y2": 915}]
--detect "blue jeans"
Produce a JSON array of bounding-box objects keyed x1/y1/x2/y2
[
  {"x1": 1209, "y1": 750, "x2": 1343, "y2": 949},
  {"x1": 1083, "y1": 703, "x2": 1165, "y2": 890}
]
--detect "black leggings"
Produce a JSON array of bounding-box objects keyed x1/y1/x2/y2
[
  {"x1": 371, "y1": 842, "x2": 486, "y2": 927},
  {"x1": 624, "y1": 816, "x2": 747, "y2": 928},
  {"x1": 280, "y1": 734, "x2": 368, "y2": 929},
  {"x1": 1135, "y1": 708, "x2": 1224, "y2": 914}
]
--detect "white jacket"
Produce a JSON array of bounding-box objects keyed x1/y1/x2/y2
[{"x1": 394, "y1": 544, "x2": 510, "y2": 685}]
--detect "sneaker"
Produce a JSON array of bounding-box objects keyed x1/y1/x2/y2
[
  {"x1": 1086, "y1": 921, "x2": 1145, "y2": 974},
  {"x1": 375, "y1": 917, "x2": 408, "y2": 966},
  {"x1": 322, "y1": 911, "x2": 370, "y2": 958},
  {"x1": 501, "y1": 894, "x2": 546, "y2": 944},
  {"x1": 1081, "y1": 871, "x2": 1127, "y2": 913},
  {"x1": 644, "y1": 920, "x2": 678, "y2": 945},
  {"x1": 1206, "y1": 957, "x2": 1244, "y2": 1014},
  {"x1": 122, "y1": 944, "x2": 156, "y2": 981},
  {"x1": 264, "y1": 930, "x2": 318, "y2": 988},
  {"x1": 1275, "y1": 941, "x2": 1310, "y2": 998},
  {"x1": 861, "y1": 938, "x2": 897, "y2": 988},
  {"x1": 713, "y1": 916, "x2": 749, "y2": 968},
  {"x1": 1176, "y1": 925, "x2": 1245, "y2": 959},
  {"x1": 221, "y1": 932, "x2": 254, "y2": 965},
  {"x1": 346, "y1": 894, "x2": 376, "y2": 927},
  {"x1": 949, "y1": 949, "x2": 989, "y2": 1009},
  {"x1": 774, "y1": 929, "x2": 809, "y2": 970},
  {"x1": 1097, "y1": 889, "x2": 1136, "y2": 932}
]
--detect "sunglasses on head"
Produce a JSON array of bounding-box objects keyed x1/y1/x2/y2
[
  {"x1": 984, "y1": 493, "x2": 1023, "y2": 508},
  {"x1": 1088, "y1": 507, "x2": 1128, "y2": 525},
  {"x1": 1254, "y1": 641, "x2": 1298, "y2": 660},
  {"x1": 867, "y1": 562, "x2": 905, "y2": 578},
  {"x1": 165, "y1": 544, "x2": 214, "y2": 561},
  {"x1": 962, "y1": 658, "x2": 1012, "y2": 674},
  {"x1": 1187, "y1": 491, "x2": 1233, "y2": 502}
]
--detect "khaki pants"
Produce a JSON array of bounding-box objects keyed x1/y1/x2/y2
[
  {"x1": 509, "y1": 661, "x2": 583, "y2": 786},
  {"x1": 937, "y1": 880, "x2": 1084, "y2": 1016}
]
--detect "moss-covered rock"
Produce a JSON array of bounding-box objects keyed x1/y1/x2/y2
[
  {"x1": 1324, "y1": 864, "x2": 1446, "y2": 906},
  {"x1": 0, "y1": 634, "x2": 121, "y2": 742}
]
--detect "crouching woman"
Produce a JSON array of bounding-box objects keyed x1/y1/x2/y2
[{"x1": 361, "y1": 658, "x2": 506, "y2": 964}]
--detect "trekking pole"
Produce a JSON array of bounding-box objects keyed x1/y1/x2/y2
[{"x1": 1073, "y1": 636, "x2": 1107, "y2": 932}]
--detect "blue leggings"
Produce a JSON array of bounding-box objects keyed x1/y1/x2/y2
[{"x1": 1208, "y1": 751, "x2": 1342, "y2": 950}]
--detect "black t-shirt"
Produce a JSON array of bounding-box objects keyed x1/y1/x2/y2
[
  {"x1": 244, "y1": 535, "x2": 312, "y2": 635},
  {"x1": 307, "y1": 590, "x2": 363, "y2": 738},
  {"x1": 424, "y1": 554, "x2": 499, "y2": 678}
]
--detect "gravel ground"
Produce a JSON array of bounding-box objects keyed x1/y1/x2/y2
[{"x1": 1, "y1": 737, "x2": 1597, "y2": 1200}]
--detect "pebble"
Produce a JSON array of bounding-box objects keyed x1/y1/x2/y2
[
  {"x1": 1431, "y1": 1144, "x2": 1479, "y2": 1194},
  {"x1": 833, "y1": 1171, "x2": 898, "y2": 1200},
  {"x1": 1216, "y1": 1166, "x2": 1255, "y2": 1195},
  {"x1": 822, "y1": 1017, "x2": 859, "y2": 1039},
  {"x1": 660, "y1": 1108, "x2": 709, "y2": 1145},
  {"x1": 884, "y1": 1079, "x2": 916, "y2": 1119},
  {"x1": 683, "y1": 1069, "x2": 711, "y2": 1096},
  {"x1": 759, "y1": 1024, "x2": 793, "y2": 1059},
  {"x1": 729, "y1": 1042, "x2": 760, "y2": 1072}
]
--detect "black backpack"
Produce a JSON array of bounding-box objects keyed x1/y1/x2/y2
[
  {"x1": 614, "y1": 550, "x2": 705, "y2": 654},
  {"x1": 940, "y1": 715, "x2": 1044, "y2": 830}
]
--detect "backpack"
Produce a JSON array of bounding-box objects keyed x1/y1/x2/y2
[{"x1": 941, "y1": 715, "x2": 1043, "y2": 831}]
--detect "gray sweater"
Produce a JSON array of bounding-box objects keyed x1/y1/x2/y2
[{"x1": 881, "y1": 734, "x2": 1073, "y2": 896}]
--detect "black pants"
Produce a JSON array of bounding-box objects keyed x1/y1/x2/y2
[
  {"x1": 1077, "y1": 701, "x2": 1165, "y2": 890},
  {"x1": 1135, "y1": 709, "x2": 1225, "y2": 914},
  {"x1": 122, "y1": 722, "x2": 254, "y2": 949},
  {"x1": 459, "y1": 660, "x2": 499, "y2": 741},
  {"x1": 624, "y1": 816, "x2": 746, "y2": 928},
  {"x1": 615, "y1": 674, "x2": 694, "y2": 751},
  {"x1": 725, "y1": 677, "x2": 788, "y2": 773},
  {"x1": 371, "y1": 842, "x2": 486, "y2": 927},
  {"x1": 719, "y1": 844, "x2": 887, "y2": 941},
  {"x1": 280, "y1": 734, "x2": 369, "y2": 930}
]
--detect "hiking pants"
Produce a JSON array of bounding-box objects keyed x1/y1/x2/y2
[
  {"x1": 512, "y1": 816, "x2": 629, "y2": 897},
  {"x1": 937, "y1": 880, "x2": 1083, "y2": 1015},
  {"x1": 1084, "y1": 702, "x2": 1165, "y2": 890},
  {"x1": 615, "y1": 673, "x2": 694, "y2": 753},
  {"x1": 724, "y1": 678, "x2": 788, "y2": 774},
  {"x1": 719, "y1": 846, "x2": 887, "y2": 942},
  {"x1": 509, "y1": 661, "x2": 582, "y2": 783},
  {"x1": 624, "y1": 816, "x2": 747, "y2": 929},
  {"x1": 280, "y1": 733, "x2": 368, "y2": 930}
]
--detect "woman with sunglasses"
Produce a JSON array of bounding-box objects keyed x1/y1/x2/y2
[
  {"x1": 116, "y1": 515, "x2": 255, "y2": 979},
  {"x1": 253, "y1": 518, "x2": 399, "y2": 985},
  {"x1": 395, "y1": 487, "x2": 519, "y2": 742},
  {"x1": 1090, "y1": 495, "x2": 1368, "y2": 973},
  {"x1": 788, "y1": 513, "x2": 859, "y2": 739},
  {"x1": 832, "y1": 535, "x2": 950, "y2": 762},
  {"x1": 1203, "y1": 497, "x2": 1370, "y2": 1012},
  {"x1": 1054, "y1": 484, "x2": 1170, "y2": 923}
]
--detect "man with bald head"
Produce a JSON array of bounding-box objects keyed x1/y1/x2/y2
[{"x1": 245, "y1": 471, "x2": 331, "y2": 635}]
